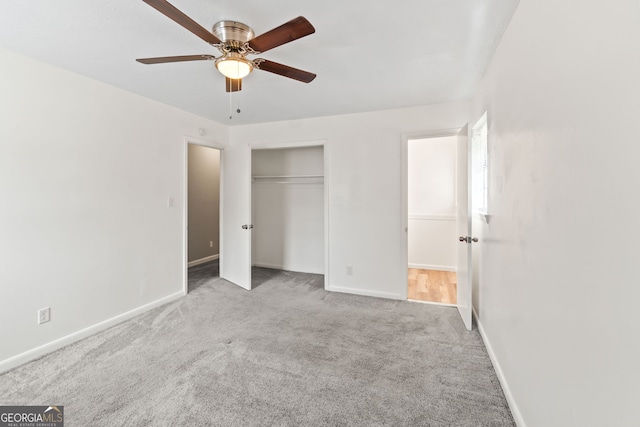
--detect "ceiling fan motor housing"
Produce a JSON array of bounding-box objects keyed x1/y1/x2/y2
[{"x1": 212, "y1": 21, "x2": 255, "y2": 46}]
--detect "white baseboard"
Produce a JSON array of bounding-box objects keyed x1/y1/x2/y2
[
  {"x1": 408, "y1": 299, "x2": 457, "y2": 308},
  {"x1": 0, "y1": 291, "x2": 184, "y2": 374},
  {"x1": 473, "y1": 307, "x2": 526, "y2": 427},
  {"x1": 408, "y1": 263, "x2": 456, "y2": 272},
  {"x1": 188, "y1": 254, "x2": 219, "y2": 267},
  {"x1": 326, "y1": 285, "x2": 405, "y2": 301},
  {"x1": 252, "y1": 261, "x2": 324, "y2": 276}
]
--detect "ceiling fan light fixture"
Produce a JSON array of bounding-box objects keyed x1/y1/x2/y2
[
  {"x1": 138, "y1": 3, "x2": 317, "y2": 93},
  {"x1": 216, "y1": 53, "x2": 253, "y2": 79}
]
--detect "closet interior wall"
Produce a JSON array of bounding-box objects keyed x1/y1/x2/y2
[{"x1": 251, "y1": 146, "x2": 324, "y2": 274}]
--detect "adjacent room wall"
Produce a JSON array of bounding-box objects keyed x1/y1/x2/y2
[
  {"x1": 232, "y1": 101, "x2": 469, "y2": 300},
  {"x1": 471, "y1": 0, "x2": 640, "y2": 425},
  {"x1": 0, "y1": 47, "x2": 228, "y2": 369},
  {"x1": 187, "y1": 144, "x2": 220, "y2": 264},
  {"x1": 407, "y1": 136, "x2": 456, "y2": 271},
  {"x1": 251, "y1": 146, "x2": 324, "y2": 274}
]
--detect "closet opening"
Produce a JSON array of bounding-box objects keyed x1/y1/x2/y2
[
  {"x1": 406, "y1": 136, "x2": 458, "y2": 305},
  {"x1": 251, "y1": 145, "x2": 325, "y2": 290},
  {"x1": 186, "y1": 143, "x2": 221, "y2": 294}
]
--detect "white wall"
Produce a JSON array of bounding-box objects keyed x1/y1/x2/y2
[
  {"x1": 0, "y1": 48, "x2": 228, "y2": 369},
  {"x1": 408, "y1": 219, "x2": 456, "y2": 271},
  {"x1": 252, "y1": 147, "x2": 324, "y2": 274},
  {"x1": 252, "y1": 146, "x2": 324, "y2": 177},
  {"x1": 232, "y1": 102, "x2": 469, "y2": 300},
  {"x1": 408, "y1": 137, "x2": 456, "y2": 215},
  {"x1": 471, "y1": 0, "x2": 640, "y2": 425},
  {"x1": 408, "y1": 136, "x2": 456, "y2": 270}
]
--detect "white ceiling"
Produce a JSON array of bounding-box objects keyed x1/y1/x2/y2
[{"x1": 0, "y1": 0, "x2": 518, "y2": 126}]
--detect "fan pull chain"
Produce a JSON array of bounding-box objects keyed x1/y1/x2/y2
[
  {"x1": 228, "y1": 91, "x2": 241, "y2": 119},
  {"x1": 229, "y1": 60, "x2": 239, "y2": 120}
]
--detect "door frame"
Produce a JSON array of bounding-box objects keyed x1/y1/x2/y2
[
  {"x1": 400, "y1": 128, "x2": 463, "y2": 302},
  {"x1": 182, "y1": 136, "x2": 226, "y2": 296},
  {"x1": 249, "y1": 139, "x2": 330, "y2": 289}
]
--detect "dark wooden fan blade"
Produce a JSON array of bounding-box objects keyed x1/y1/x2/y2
[
  {"x1": 254, "y1": 59, "x2": 316, "y2": 83},
  {"x1": 143, "y1": 0, "x2": 222, "y2": 45},
  {"x1": 247, "y1": 16, "x2": 315, "y2": 53},
  {"x1": 136, "y1": 54, "x2": 216, "y2": 64},
  {"x1": 226, "y1": 78, "x2": 242, "y2": 92}
]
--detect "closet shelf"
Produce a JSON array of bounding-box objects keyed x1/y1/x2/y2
[{"x1": 252, "y1": 174, "x2": 324, "y2": 179}]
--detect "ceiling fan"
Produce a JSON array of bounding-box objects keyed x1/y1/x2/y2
[{"x1": 136, "y1": 0, "x2": 317, "y2": 93}]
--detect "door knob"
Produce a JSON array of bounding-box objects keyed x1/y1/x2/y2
[
  {"x1": 242, "y1": 224, "x2": 254, "y2": 230},
  {"x1": 459, "y1": 236, "x2": 479, "y2": 243}
]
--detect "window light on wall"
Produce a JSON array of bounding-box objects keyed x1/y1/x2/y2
[{"x1": 472, "y1": 112, "x2": 489, "y2": 217}]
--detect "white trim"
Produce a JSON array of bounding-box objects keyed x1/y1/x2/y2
[
  {"x1": 249, "y1": 139, "x2": 330, "y2": 290},
  {"x1": 408, "y1": 299, "x2": 457, "y2": 308},
  {"x1": 188, "y1": 254, "x2": 219, "y2": 267},
  {"x1": 252, "y1": 262, "x2": 324, "y2": 276},
  {"x1": 0, "y1": 291, "x2": 184, "y2": 374},
  {"x1": 408, "y1": 263, "x2": 456, "y2": 272},
  {"x1": 408, "y1": 214, "x2": 456, "y2": 221},
  {"x1": 323, "y1": 141, "x2": 331, "y2": 290},
  {"x1": 326, "y1": 285, "x2": 404, "y2": 301},
  {"x1": 472, "y1": 112, "x2": 488, "y2": 136},
  {"x1": 401, "y1": 134, "x2": 409, "y2": 300},
  {"x1": 402, "y1": 128, "x2": 463, "y2": 140},
  {"x1": 473, "y1": 307, "x2": 526, "y2": 427},
  {"x1": 249, "y1": 139, "x2": 326, "y2": 150}
]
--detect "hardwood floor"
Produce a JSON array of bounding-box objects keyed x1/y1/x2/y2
[{"x1": 408, "y1": 269, "x2": 457, "y2": 304}]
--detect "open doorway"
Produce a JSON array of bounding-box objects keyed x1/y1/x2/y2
[
  {"x1": 250, "y1": 145, "x2": 325, "y2": 290},
  {"x1": 186, "y1": 143, "x2": 221, "y2": 293},
  {"x1": 406, "y1": 135, "x2": 458, "y2": 305}
]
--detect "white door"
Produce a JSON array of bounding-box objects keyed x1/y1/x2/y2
[
  {"x1": 456, "y1": 125, "x2": 473, "y2": 330},
  {"x1": 220, "y1": 142, "x2": 252, "y2": 290}
]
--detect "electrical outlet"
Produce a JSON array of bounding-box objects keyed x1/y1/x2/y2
[
  {"x1": 38, "y1": 307, "x2": 50, "y2": 324},
  {"x1": 346, "y1": 266, "x2": 353, "y2": 275},
  {"x1": 209, "y1": 241, "x2": 213, "y2": 248}
]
